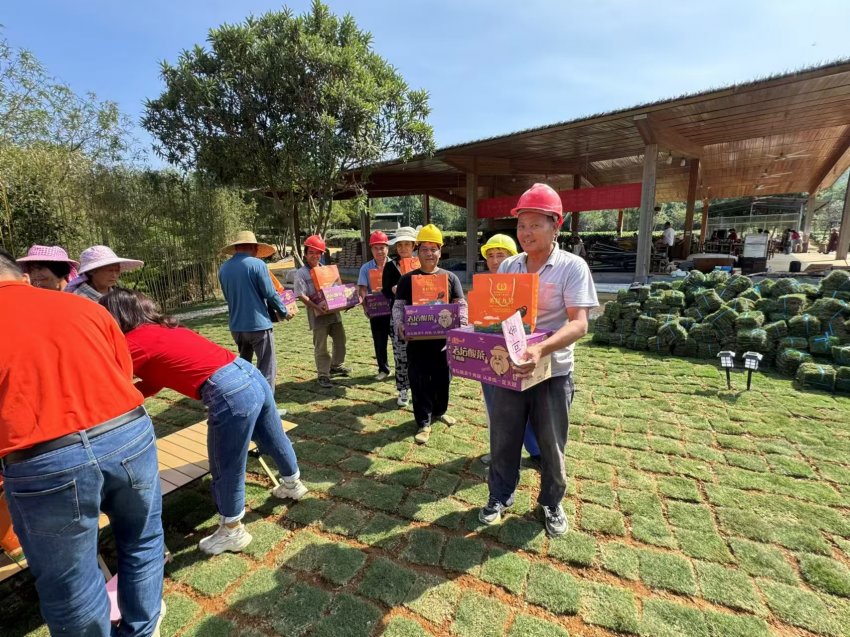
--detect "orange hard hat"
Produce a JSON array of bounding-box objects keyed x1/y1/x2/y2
[
  {"x1": 304, "y1": 235, "x2": 326, "y2": 253},
  {"x1": 369, "y1": 231, "x2": 389, "y2": 246},
  {"x1": 510, "y1": 183, "x2": 563, "y2": 226}
]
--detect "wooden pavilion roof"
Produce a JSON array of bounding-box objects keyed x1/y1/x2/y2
[{"x1": 347, "y1": 60, "x2": 850, "y2": 207}]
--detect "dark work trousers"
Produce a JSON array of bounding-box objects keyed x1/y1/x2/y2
[
  {"x1": 488, "y1": 374, "x2": 575, "y2": 508},
  {"x1": 369, "y1": 315, "x2": 392, "y2": 374},
  {"x1": 407, "y1": 339, "x2": 450, "y2": 428},
  {"x1": 232, "y1": 329, "x2": 276, "y2": 390}
]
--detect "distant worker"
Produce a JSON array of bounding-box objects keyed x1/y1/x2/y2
[
  {"x1": 219, "y1": 231, "x2": 291, "y2": 415},
  {"x1": 728, "y1": 228, "x2": 738, "y2": 242},
  {"x1": 662, "y1": 221, "x2": 675, "y2": 259},
  {"x1": 827, "y1": 228, "x2": 840, "y2": 253}
]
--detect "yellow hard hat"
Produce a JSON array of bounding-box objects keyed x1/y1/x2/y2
[
  {"x1": 481, "y1": 234, "x2": 518, "y2": 259},
  {"x1": 416, "y1": 224, "x2": 443, "y2": 246}
]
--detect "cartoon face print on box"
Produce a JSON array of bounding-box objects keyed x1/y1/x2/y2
[
  {"x1": 489, "y1": 345, "x2": 511, "y2": 376},
  {"x1": 438, "y1": 308, "x2": 454, "y2": 329}
]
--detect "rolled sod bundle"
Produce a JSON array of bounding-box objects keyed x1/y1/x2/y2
[
  {"x1": 673, "y1": 337, "x2": 698, "y2": 357},
  {"x1": 657, "y1": 320, "x2": 689, "y2": 347},
  {"x1": 643, "y1": 298, "x2": 665, "y2": 316},
  {"x1": 736, "y1": 311, "x2": 765, "y2": 329},
  {"x1": 796, "y1": 362, "x2": 836, "y2": 391},
  {"x1": 832, "y1": 345, "x2": 850, "y2": 366},
  {"x1": 788, "y1": 314, "x2": 821, "y2": 338},
  {"x1": 615, "y1": 319, "x2": 635, "y2": 334},
  {"x1": 738, "y1": 287, "x2": 762, "y2": 302},
  {"x1": 779, "y1": 337, "x2": 809, "y2": 350},
  {"x1": 659, "y1": 290, "x2": 686, "y2": 308},
  {"x1": 678, "y1": 317, "x2": 696, "y2": 331},
  {"x1": 690, "y1": 323, "x2": 720, "y2": 345},
  {"x1": 671, "y1": 281, "x2": 684, "y2": 291},
  {"x1": 730, "y1": 297, "x2": 757, "y2": 313},
  {"x1": 683, "y1": 270, "x2": 706, "y2": 287},
  {"x1": 808, "y1": 298, "x2": 849, "y2": 322},
  {"x1": 799, "y1": 283, "x2": 821, "y2": 300},
  {"x1": 771, "y1": 278, "x2": 802, "y2": 298},
  {"x1": 685, "y1": 306, "x2": 708, "y2": 321},
  {"x1": 603, "y1": 301, "x2": 622, "y2": 320},
  {"x1": 694, "y1": 289, "x2": 723, "y2": 313},
  {"x1": 705, "y1": 270, "x2": 730, "y2": 288},
  {"x1": 621, "y1": 302, "x2": 643, "y2": 321},
  {"x1": 824, "y1": 290, "x2": 850, "y2": 302},
  {"x1": 617, "y1": 288, "x2": 639, "y2": 303},
  {"x1": 764, "y1": 320, "x2": 789, "y2": 343},
  {"x1": 608, "y1": 333, "x2": 628, "y2": 347},
  {"x1": 594, "y1": 316, "x2": 613, "y2": 332},
  {"x1": 635, "y1": 316, "x2": 659, "y2": 337},
  {"x1": 684, "y1": 285, "x2": 708, "y2": 304},
  {"x1": 736, "y1": 328, "x2": 768, "y2": 352},
  {"x1": 755, "y1": 298, "x2": 776, "y2": 314},
  {"x1": 809, "y1": 335, "x2": 841, "y2": 355},
  {"x1": 636, "y1": 286, "x2": 652, "y2": 302},
  {"x1": 698, "y1": 342, "x2": 722, "y2": 359},
  {"x1": 754, "y1": 279, "x2": 775, "y2": 297},
  {"x1": 650, "y1": 281, "x2": 672, "y2": 292},
  {"x1": 719, "y1": 274, "x2": 753, "y2": 301},
  {"x1": 625, "y1": 334, "x2": 649, "y2": 350},
  {"x1": 704, "y1": 306, "x2": 739, "y2": 339},
  {"x1": 825, "y1": 315, "x2": 850, "y2": 341},
  {"x1": 775, "y1": 348, "x2": 813, "y2": 376},
  {"x1": 821, "y1": 270, "x2": 850, "y2": 294},
  {"x1": 835, "y1": 367, "x2": 850, "y2": 394},
  {"x1": 656, "y1": 313, "x2": 680, "y2": 323},
  {"x1": 592, "y1": 331, "x2": 611, "y2": 345},
  {"x1": 775, "y1": 294, "x2": 807, "y2": 317}
]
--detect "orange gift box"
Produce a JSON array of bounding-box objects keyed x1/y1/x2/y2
[
  {"x1": 412, "y1": 274, "x2": 449, "y2": 305},
  {"x1": 399, "y1": 257, "x2": 421, "y2": 275},
  {"x1": 310, "y1": 264, "x2": 341, "y2": 290},
  {"x1": 368, "y1": 268, "x2": 384, "y2": 293},
  {"x1": 467, "y1": 273, "x2": 539, "y2": 332}
]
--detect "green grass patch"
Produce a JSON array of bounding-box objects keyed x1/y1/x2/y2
[
  {"x1": 330, "y1": 477, "x2": 406, "y2": 512},
  {"x1": 507, "y1": 614, "x2": 570, "y2": 637},
  {"x1": 639, "y1": 598, "x2": 709, "y2": 637},
  {"x1": 666, "y1": 501, "x2": 715, "y2": 532},
  {"x1": 798, "y1": 553, "x2": 850, "y2": 597},
  {"x1": 480, "y1": 547, "x2": 531, "y2": 595},
  {"x1": 657, "y1": 476, "x2": 702, "y2": 502},
  {"x1": 639, "y1": 549, "x2": 697, "y2": 595},
  {"x1": 312, "y1": 593, "x2": 382, "y2": 637},
  {"x1": 618, "y1": 489, "x2": 663, "y2": 518},
  {"x1": 381, "y1": 617, "x2": 431, "y2": 637},
  {"x1": 498, "y1": 516, "x2": 546, "y2": 553},
  {"x1": 702, "y1": 611, "x2": 772, "y2": 637},
  {"x1": 758, "y1": 578, "x2": 844, "y2": 636},
  {"x1": 600, "y1": 541, "x2": 640, "y2": 580},
  {"x1": 525, "y1": 562, "x2": 580, "y2": 615},
  {"x1": 547, "y1": 530, "x2": 597, "y2": 567},
  {"x1": 319, "y1": 502, "x2": 369, "y2": 537},
  {"x1": 580, "y1": 582, "x2": 640, "y2": 633},
  {"x1": 695, "y1": 561, "x2": 765, "y2": 614},
  {"x1": 676, "y1": 529, "x2": 733, "y2": 563},
  {"x1": 184, "y1": 553, "x2": 248, "y2": 597},
  {"x1": 578, "y1": 481, "x2": 617, "y2": 507},
  {"x1": 452, "y1": 592, "x2": 510, "y2": 637},
  {"x1": 356, "y1": 512, "x2": 407, "y2": 550},
  {"x1": 632, "y1": 515, "x2": 677, "y2": 549},
  {"x1": 358, "y1": 557, "x2": 416, "y2": 606},
  {"x1": 229, "y1": 566, "x2": 294, "y2": 620},
  {"x1": 405, "y1": 572, "x2": 462, "y2": 625},
  {"x1": 442, "y1": 536, "x2": 486, "y2": 575},
  {"x1": 401, "y1": 528, "x2": 446, "y2": 566},
  {"x1": 270, "y1": 581, "x2": 332, "y2": 637},
  {"x1": 284, "y1": 496, "x2": 334, "y2": 526},
  {"x1": 579, "y1": 503, "x2": 626, "y2": 536}
]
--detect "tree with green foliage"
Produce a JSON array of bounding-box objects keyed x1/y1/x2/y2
[{"x1": 143, "y1": 1, "x2": 435, "y2": 256}]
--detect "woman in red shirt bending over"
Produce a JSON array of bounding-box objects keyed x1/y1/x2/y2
[{"x1": 100, "y1": 288, "x2": 308, "y2": 556}]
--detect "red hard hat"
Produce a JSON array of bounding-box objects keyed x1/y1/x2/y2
[
  {"x1": 304, "y1": 235, "x2": 326, "y2": 253},
  {"x1": 510, "y1": 183, "x2": 564, "y2": 225},
  {"x1": 369, "y1": 231, "x2": 389, "y2": 246}
]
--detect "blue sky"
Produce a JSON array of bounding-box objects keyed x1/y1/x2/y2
[{"x1": 4, "y1": 1, "x2": 850, "y2": 164}]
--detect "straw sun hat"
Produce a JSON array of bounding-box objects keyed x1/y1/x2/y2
[{"x1": 221, "y1": 231, "x2": 276, "y2": 259}]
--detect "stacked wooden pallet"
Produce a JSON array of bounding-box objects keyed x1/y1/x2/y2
[{"x1": 335, "y1": 240, "x2": 364, "y2": 268}]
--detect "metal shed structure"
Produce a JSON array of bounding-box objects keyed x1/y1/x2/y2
[{"x1": 344, "y1": 60, "x2": 850, "y2": 281}]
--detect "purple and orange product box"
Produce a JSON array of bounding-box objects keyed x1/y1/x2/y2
[
  {"x1": 403, "y1": 303, "x2": 461, "y2": 339},
  {"x1": 446, "y1": 327, "x2": 553, "y2": 391},
  {"x1": 364, "y1": 293, "x2": 391, "y2": 318},
  {"x1": 309, "y1": 283, "x2": 360, "y2": 312},
  {"x1": 277, "y1": 288, "x2": 299, "y2": 316}
]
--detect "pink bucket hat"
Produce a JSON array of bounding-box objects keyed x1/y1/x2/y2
[
  {"x1": 77, "y1": 245, "x2": 144, "y2": 275},
  {"x1": 17, "y1": 245, "x2": 80, "y2": 280}
]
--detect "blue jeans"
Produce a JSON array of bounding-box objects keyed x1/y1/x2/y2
[
  {"x1": 201, "y1": 359, "x2": 300, "y2": 520},
  {"x1": 482, "y1": 383, "x2": 540, "y2": 457},
  {"x1": 486, "y1": 375, "x2": 575, "y2": 508},
  {"x1": 2, "y1": 412, "x2": 164, "y2": 636}
]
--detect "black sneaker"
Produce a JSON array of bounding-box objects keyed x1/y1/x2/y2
[
  {"x1": 479, "y1": 496, "x2": 511, "y2": 525},
  {"x1": 330, "y1": 365, "x2": 351, "y2": 377},
  {"x1": 318, "y1": 375, "x2": 333, "y2": 388},
  {"x1": 542, "y1": 504, "x2": 568, "y2": 537}
]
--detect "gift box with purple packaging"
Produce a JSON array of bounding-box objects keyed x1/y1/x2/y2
[
  {"x1": 310, "y1": 283, "x2": 361, "y2": 312},
  {"x1": 446, "y1": 327, "x2": 553, "y2": 391},
  {"x1": 277, "y1": 288, "x2": 299, "y2": 316},
  {"x1": 403, "y1": 303, "x2": 460, "y2": 339},
  {"x1": 364, "y1": 293, "x2": 391, "y2": 318}
]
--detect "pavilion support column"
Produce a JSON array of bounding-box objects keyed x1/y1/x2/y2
[
  {"x1": 801, "y1": 194, "x2": 816, "y2": 251},
  {"x1": 423, "y1": 194, "x2": 431, "y2": 225},
  {"x1": 465, "y1": 172, "x2": 479, "y2": 283},
  {"x1": 571, "y1": 174, "x2": 581, "y2": 235},
  {"x1": 635, "y1": 143, "x2": 658, "y2": 283},
  {"x1": 699, "y1": 198, "x2": 711, "y2": 247},
  {"x1": 836, "y1": 181, "x2": 850, "y2": 261},
  {"x1": 616, "y1": 210, "x2": 624, "y2": 236},
  {"x1": 683, "y1": 158, "x2": 700, "y2": 258}
]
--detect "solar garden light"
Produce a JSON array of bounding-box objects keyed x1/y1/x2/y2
[
  {"x1": 717, "y1": 350, "x2": 735, "y2": 389},
  {"x1": 742, "y1": 351, "x2": 763, "y2": 390}
]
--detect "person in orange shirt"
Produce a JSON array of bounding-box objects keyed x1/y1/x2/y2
[{"x1": 0, "y1": 249, "x2": 165, "y2": 636}]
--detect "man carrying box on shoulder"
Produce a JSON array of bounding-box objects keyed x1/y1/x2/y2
[
  {"x1": 295, "y1": 234, "x2": 349, "y2": 389},
  {"x1": 392, "y1": 224, "x2": 467, "y2": 445},
  {"x1": 478, "y1": 184, "x2": 598, "y2": 538}
]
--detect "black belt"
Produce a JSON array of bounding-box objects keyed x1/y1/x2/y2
[{"x1": 3, "y1": 406, "x2": 147, "y2": 467}]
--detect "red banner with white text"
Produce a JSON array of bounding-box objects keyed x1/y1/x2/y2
[{"x1": 476, "y1": 183, "x2": 642, "y2": 219}]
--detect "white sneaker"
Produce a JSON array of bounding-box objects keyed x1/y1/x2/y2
[
  {"x1": 198, "y1": 522, "x2": 252, "y2": 555},
  {"x1": 273, "y1": 479, "x2": 309, "y2": 501},
  {"x1": 397, "y1": 389, "x2": 409, "y2": 406},
  {"x1": 375, "y1": 371, "x2": 389, "y2": 381},
  {"x1": 152, "y1": 600, "x2": 167, "y2": 637}
]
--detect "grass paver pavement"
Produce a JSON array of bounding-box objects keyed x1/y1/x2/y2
[{"x1": 5, "y1": 312, "x2": 850, "y2": 637}]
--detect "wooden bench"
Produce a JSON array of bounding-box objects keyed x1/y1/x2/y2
[{"x1": 0, "y1": 418, "x2": 297, "y2": 581}]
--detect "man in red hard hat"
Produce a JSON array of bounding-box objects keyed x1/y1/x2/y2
[
  {"x1": 358, "y1": 231, "x2": 393, "y2": 380},
  {"x1": 295, "y1": 234, "x2": 349, "y2": 388},
  {"x1": 478, "y1": 183, "x2": 598, "y2": 538}
]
